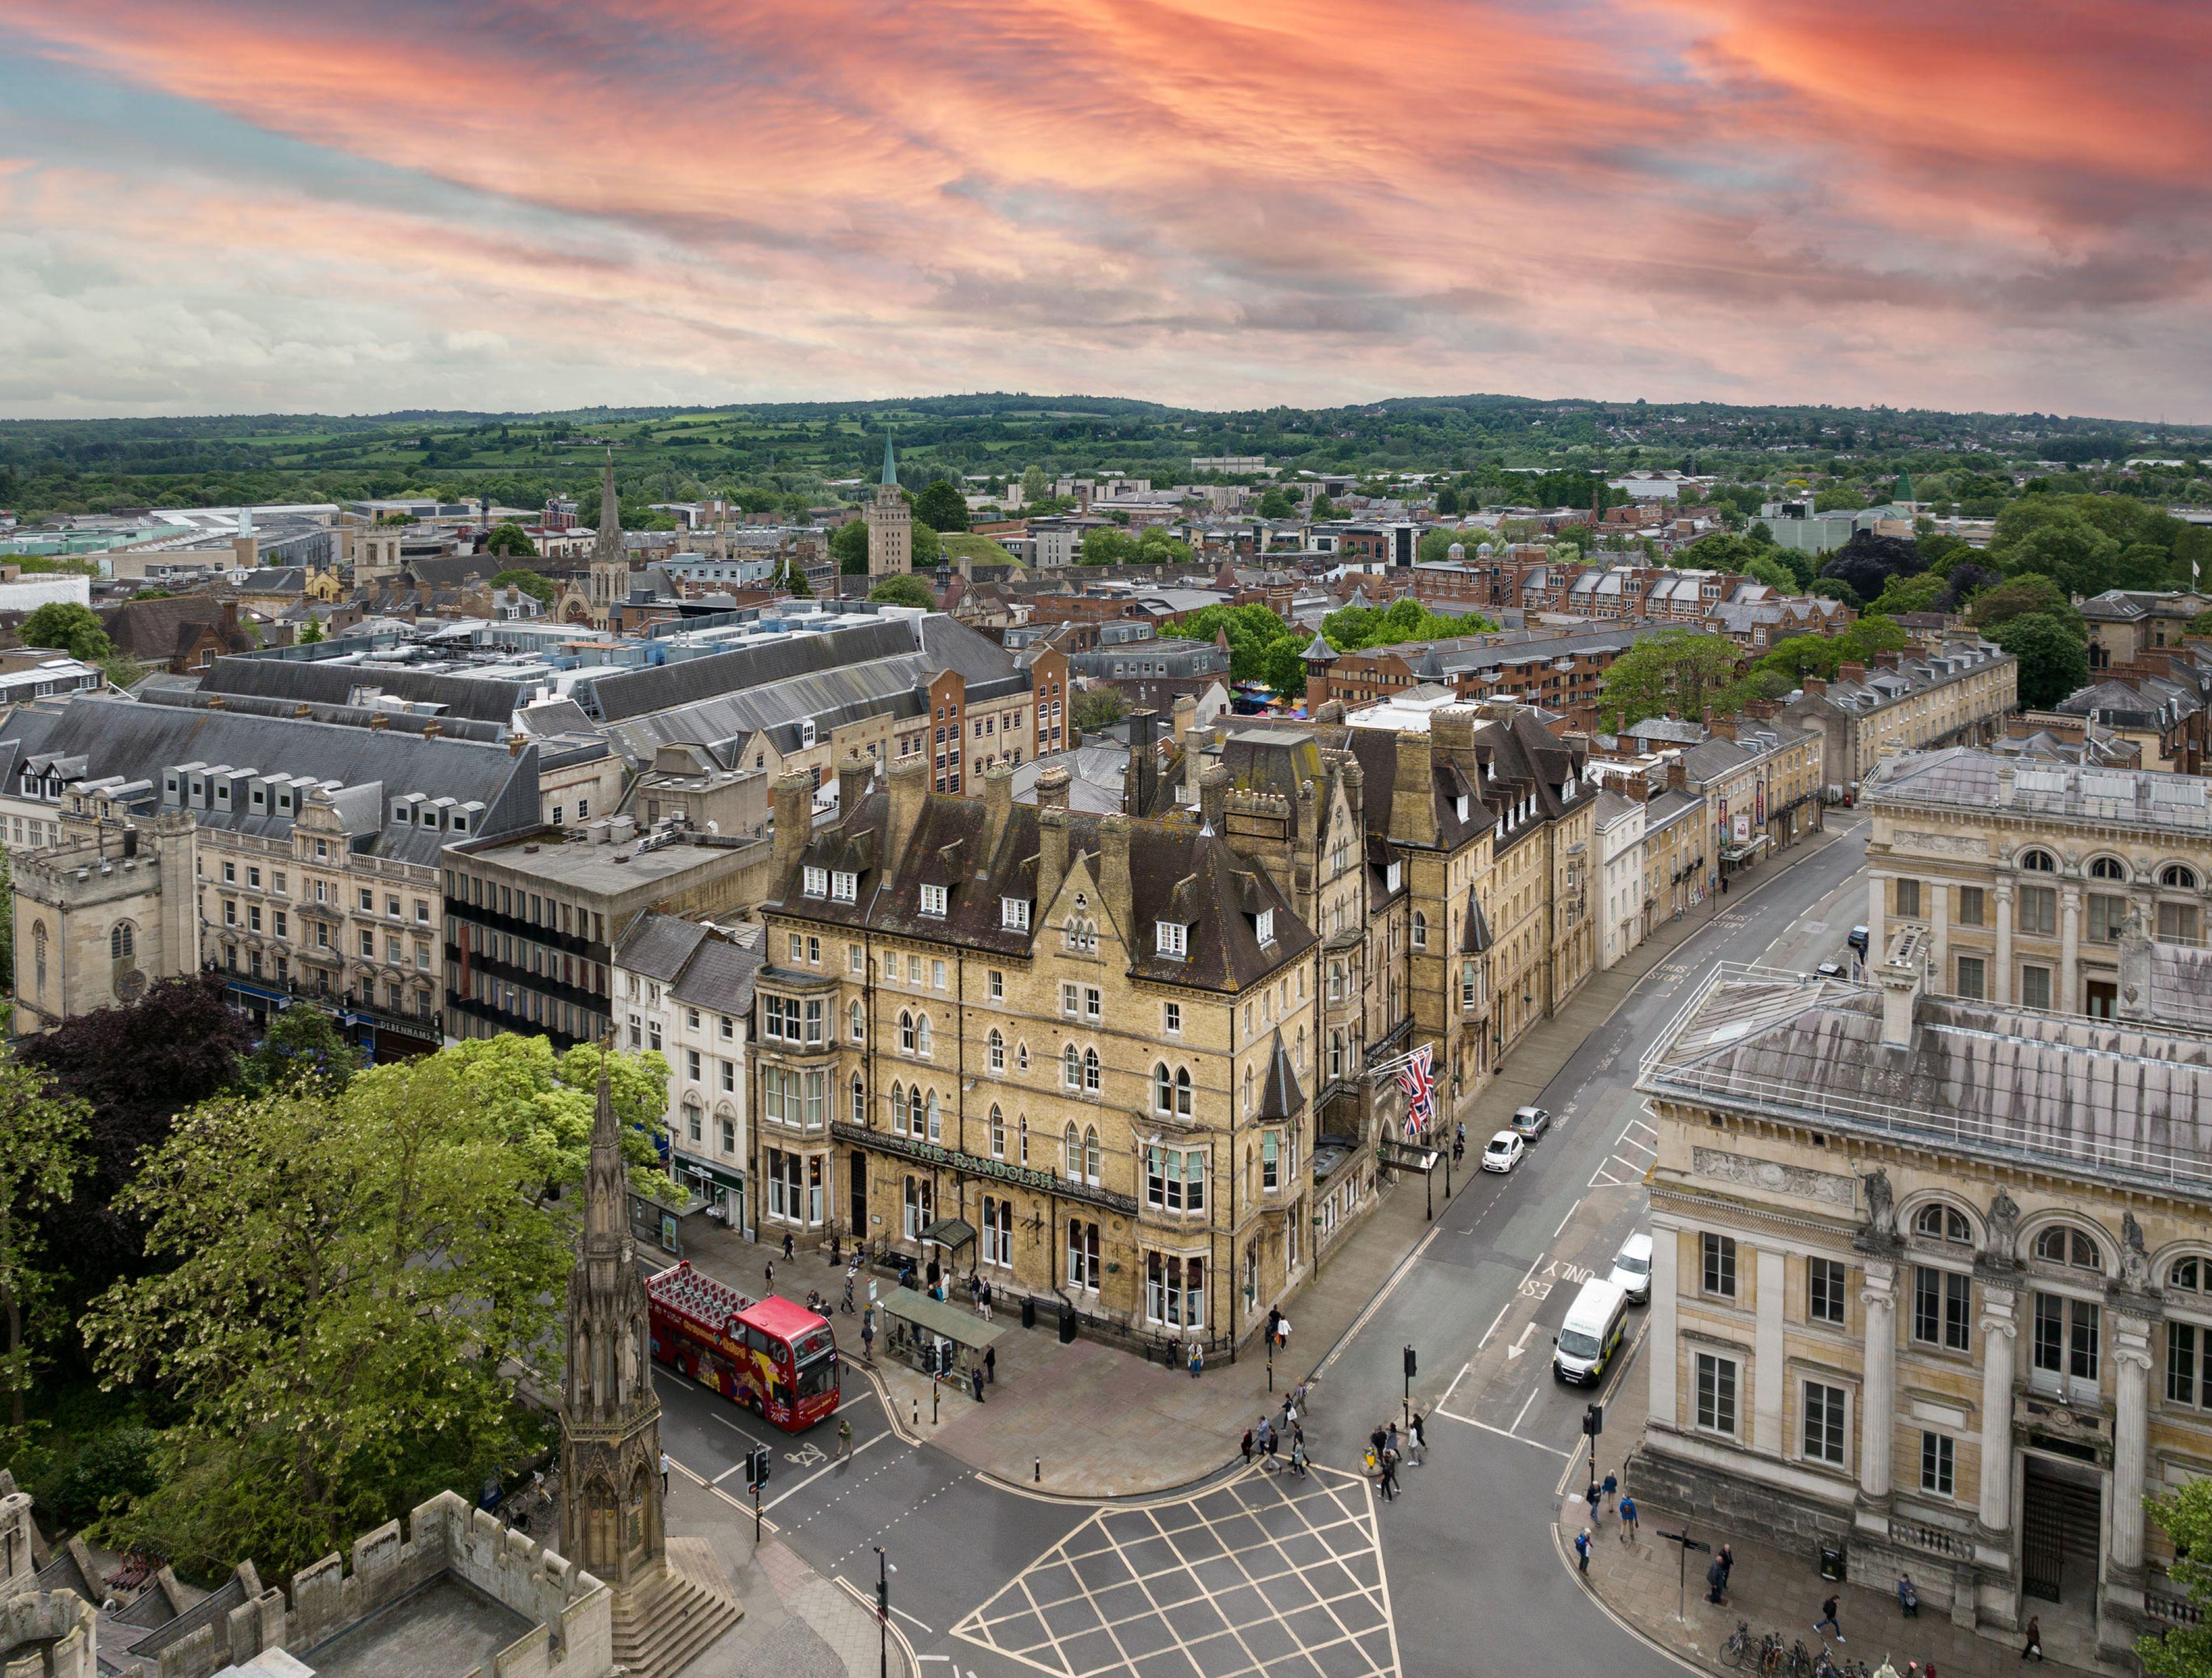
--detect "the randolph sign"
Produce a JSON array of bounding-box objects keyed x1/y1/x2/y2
[{"x1": 833, "y1": 1122, "x2": 1141, "y2": 1215}]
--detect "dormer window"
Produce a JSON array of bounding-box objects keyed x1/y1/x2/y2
[
  {"x1": 920, "y1": 883, "x2": 948, "y2": 918},
  {"x1": 1156, "y1": 921, "x2": 1188, "y2": 958},
  {"x1": 1002, "y1": 897, "x2": 1031, "y2": 931},
  {"x1": 1455, "y1": 795, "x2": 1468, "y2": 822},
  {"x1": 803, "y1": 866, "x2": 829, "y2": 899},
  {"x1": 832, "y1": 870, "x2": 858, "y2": 903},
  {"x1": 1385, "y1": 862, "x2": 1402, "y2": 893},
  {"x1": 1256, "y1": 908, "x2": 1276, "y2": 945},
  {"x1": 450, "y1": 813, "x2": 469, "y2": 834}
]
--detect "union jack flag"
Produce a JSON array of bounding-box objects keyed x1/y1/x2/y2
[{"x1": 1396, "y1": 1045, "x2": 1437, "y2": 1136}]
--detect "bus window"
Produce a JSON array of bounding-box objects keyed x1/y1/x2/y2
[
  {"x1": 797, "y1": 1358, "x2": 838, "y2": 1401},
  {"x1": 745, "y1": 1325, "x2": 771, "y2": 1355}
]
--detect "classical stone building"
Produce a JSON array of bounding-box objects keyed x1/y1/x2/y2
[
  {"x1": 1862, "y1": 748, "x2": 2212, "y2": 1017},
  {"x1": 1776, "y1": 637, "x2": 2015, "y2": 800},
  {"x1": 758, "y1": 752, "x2": 1325, "y2": 1351},
  {"x1": 1635, "y1": 938, "x2": 2212, "y2": 1665},
  {"x1": 865, "y1": 433, "x2": 911, "y2": 579}
]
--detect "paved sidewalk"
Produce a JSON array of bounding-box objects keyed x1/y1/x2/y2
[{"x1": 681, "y1": 823, "x2": 1857, "y2": 1499}]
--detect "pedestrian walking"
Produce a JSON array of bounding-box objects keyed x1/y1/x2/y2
[
  {"x1": 971, "y1": 1365, "x2": 985, "y2": 1403},
  {"x1": 1274, "y1": 1315, "x2": 1291, "y2": 1353},
  {"x1": 765, "y1": 1258, "x2": 776, "y2": 1291},
  {"x1": 1584, "y1": 1482, "x2": 1601, "y2": 1522},
  {"x1": 1294, "y1": 1380, "x2": 1309, "y2": 1413},
  {"x1": 980, "y1": 1281, "x2": 994, "y2": 1321},
  {"x1": 1385, "y1": 1422, "x2": 1399, "y2": 1460},
  {"x1": 660, "y1": 1450, "x2": 671, "y2": 1494},
  {"x1": 1718, "y1": 1543, "x2": 1733, "y2": 1589},
  {"x1": 1813, "y1": 1595, "x2": 1844, "y2": 1642},
  {"x1": 1241, "y1": 1428, "x2": 1255, "y2": 1467},
  {"x1": 2021, "y1": 1615, "x2": 2044, "y2": 1662},
  {"x1": 783, "y1": 1229, "x2": 795, "y2": 1260},
  {"x1": 841, "y1": 1275, "x2": 855, "y2": 1314},
  {"x1": 1576, "y1": 1529, "x2": 1592, "y2": 1573},
  {"x1": 838, "y1": 1416, "x2": 853, "y2": 1460},
  {"x1": 861, "y1": 1314, "x2": 876, "y2": 1361},
  {"x1": 1408, "y1": 1412, "x2": 1426, "y2": 1466},
  {"x1": 1706, "y1": 1555, "x2": 1727, "y2": 1605},
  {"x1": 1618, "y1": 1493, "x2": 1637, "y2": 1540},
  {"x1": 1379, "y1": 1448, "x2": 1399, "y2": 1501},
  {"x1": 1290, "y1": 1437, "x2": 1309, "y2": 1478},
  {"x1": 1267, "y1": 1304, "x2": 1282, "y2": 1344},
  {"x1": 985, "y1": 1344, "x2": 996, "y2": 1385},
  {"x1": 1897, "y1": 1573, "x2": 1918, "y2": 1618},
  {"x1": 1189, "y1": 1343, "x2": 1204, "y2": 1379},
  {"x1": 1601, "y1": 1470, "x2": 1619, "y2": 1511},
  {"x1": 1256, "y1": 1416, "x2": 1273, "y2": 1466},
  {"x1": 1370, "y1": 1423, "x2": 1387, "y2": 1462},
  {"x1": 1264, "y1": 1425, "x2": 1280, "y2": 1472}
]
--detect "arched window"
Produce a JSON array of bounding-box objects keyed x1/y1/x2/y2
[
  {"x1": 110, "y1": 921, "x2": 135, "y2": 961},
  {"x1": 989, "y1": 1105, "x2": 1005, "y2": 1159},
  {"x1": 907, "y1": 1084, "x2": 925, "y2": 1136},
  {"x1": 682, "y1": 1098, "x2": 704, "y2": 1145},
  {"x1": 2164, "y1": 865, "x2": 2200, "y2": 890},
  {"x1": 1083, "y1": 1126, "x2": 1101, "y2": 1186},
  {"x1": 1330, "y1": 961, "x2": 1344, "y2": 1001},
  {"x1": 1063, "y1": 1042, "x2": 1082, "y2": 1088},
  {"x1": 1083, "y1": 1047, "x2": 1101, "y2": 1093},
  {"x1": 1154, "y1": 1063, "x2": 1172, "y2": 1115},
  {"x1": 899, "y1": 1009, "x2": 915, "y2": 1053},
  {"x1": 1295, "y1": 1025, "x2": 1306, "y2": 1071},
  {"x1": 2090, "y1": 856, "x2": 2127, "y2": 881},
  {"x1": 851, "y1": 1075, "x2": 865, "y2": 1125},
  {"x1": 2035, "y1": 1225, "x2": 2102, "y2": 1270},
  {"x1": 849, "y1": 999, "x2": 866, "y2": 1042},
  {"x1": 1175, "y1": 1066, "x2": 1193, "y2": 1118},
  {"x1": 925, "y1": 1090, "x2": 941, "y2": 1141},
  {"x1": 988, "y1": 1028, "x2": 1006, "y2": 1072},
  {"x1": 1243, "y1": 1066, "x2": 1254, "y2": 1115},
  {"x1": 890, "y1": 1081, "x2": 905, "y2": 1128},
  {"x1": 2171, "y1": 1257, "x2": 2206, "y2": 1293},
  {"x1": 915, "y1": 1014, "x2": 933, "y2": 1057},
  {"x1": 1914, "y1": 1203, "x2": 1973, "y2": 1245},
  {"x1": 1330, "y1": 1030, "x2": 1345, "y2": 1078},
  {"x1": 1064, "y1": 1123, "x2": 1080, "y2": 1175},
  {"x1": 1411, "y1": 911, "x2": 1428, "y2": 949},
  {"x1": 1018, "y1": 1115, "x2": 1030, "y2": 1165},
  {"x1": 33, "y1": 923, "x2": 47, "y2": 996},
  {"x1": 2020, "y1": 848, "x2": 2057, "y2": 873},
  {"x1": 1016, "y1": 1040, "x2": 1030, "y2": 1072}
]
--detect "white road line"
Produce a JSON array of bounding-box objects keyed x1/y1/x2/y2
[
  {"x1": 1552, "y1": 1197, "x2": 1583, "y2": 1238},
  {"x1": 1431, "y1": 1409, "x2": 1573, "y2": 1458},
  {"x1": 1440, "y1": 1359, "x2": 1475, "y2": 1408},
  {"x1": 1510, "y1": 1385, "x2": 1541, "y2": 1435},
  {"x1": 762, "y1": 1429, "x2": 893, "y2": 1511},
  {"x1": 1475, "y1": 1303, "x2": 1510, "y2": 1351},
  {"x1": 711, "y1": 1463, "x2": 747, "y2": 1486},
  {"x1": 1315, "y1": 1215, "x2": 1451, "y2": 1376},
  {"x1": 1511, "y1": 1322, "x2": 1537, "y2": 1356},
  {"x1": 893, "y1": 1604, "x2": 935, "y2": 1634}
]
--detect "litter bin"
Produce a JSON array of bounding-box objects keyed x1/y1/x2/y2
[
  {"x1": 1058, "y1": 1303, "x2": 1078, "y2": 1345},
  {"x1": 1819, "y1": 1543, "x2": 1847, "y2": 1582},
  {"x1": 1020, "y1": 1295, "x2": 1037, "y2": 1330}
]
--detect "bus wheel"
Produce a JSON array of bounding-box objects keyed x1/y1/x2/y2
[{"x1": 674, "y1": 1358, "x2": 688, "y2": 1382}]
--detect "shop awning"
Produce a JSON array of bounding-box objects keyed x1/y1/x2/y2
[
  {"x1": 920, "y1": 1217, "x2": 976, "y2": 1252},
  {"x1": 880, "y1": 1288, "x2": 1006, "y2": 1349}
]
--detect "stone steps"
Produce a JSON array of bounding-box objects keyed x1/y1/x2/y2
[{"x1": 610, "y1": 1559, "x2": 742, "y2": 1678}]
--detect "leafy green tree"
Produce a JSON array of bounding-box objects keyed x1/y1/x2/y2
[
  {"x1": 1020, "y1": 465, "x2": 1049, "y2": 503},
  {"x1": 913, "y1": 480, "x2": 970, "y2": 534},
  {"x1": 435, "y1": 1035, "x2": 667, "y2": 1203},
  {"x1": 1971, "y1": 574, "x2": 2082, "y2": 637},
  {"x1": 1416, "y1": 527, "x2": 1461, "y2": 565},
  {"x1": 296, "y1": 617, "x2": 325, "y2": 645},
  {"x1": 1322, "y1": 599, "x2": 1494, "y2": 652},
  {"x1": 1134, "y1": 526, "x2": 1193, "y2": 566},
  {"x1": 1079, "y1": 527, "x2": 1136, "y2": 566},
  {"x1": 1595, "y1": 627, "x2": 1743, "y2": 729},
  {"x1": 84, "y1": 1061, "x2": 568, "y2": 1579},
  {"x1": 19, "y1": 603, "x2": 112, "y2": 664},
  {"x1": 236, "y1": 1006, "x2": 360, "y2": 1097},
  {"x1": 908, "y1": 520, "x2": 941, "y2": 569},
  {"x1": 868, "y1": 575, "x2": 936, "y2": 609},
  {"x1": 0, "y1": 1059, "x2": 90, "y2": 1437},
  {"x1": 2143, "y1": 1479, "x2": 2212, "y2": 1676},
  {"x1": 484, "y1": 521, "x2": 536, "y2": 559},
  {"x1": 1072, "y1": 688, "x2": 1126, "y2": 734},
  {"x1": 1174, "y1": 604, "x2": 1309, "y2": 696},
  {"x1": 1868, "y1": 572, "x2": 1948, "y2": 616},
  {"x1": 1988, "y1": 613, "x2": 2090, "y2": 708},
  {"x1": 1809, "y1": 577, "x2": 1862, "y2": 609},
  {"x1": 1743, "y1": 555, "x2": 1799, "y2": 591},
  {"x1": 1256, "y1": 488, "x2": 1295, "y2": 519},
  {"x1": 830, "y1": 518, "x2": 869, "y2": 573},
  {"x1": 490, "y1": 568, "x2": 555, "y2": 605},
  {"x1": 2002, "y1": 516, "x2": 2121, "y2": 597},
  {"x1": 772, "y1": 559, "x2": 812, "y2": 598},
  {"x1": 1434, "y1": 485, "x2": 1460, "y2": 515},
  {"x1": 1812, "y1": 487, "x2": 1865, "y2": 512},
  {"x1": 1311, "y1": 495, "x2": 1339, "y2": 521}
]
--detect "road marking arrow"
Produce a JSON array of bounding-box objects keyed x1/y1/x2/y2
[{"x1": 1506, "y1": 1322, "x2": 1537, "y2": 1360}]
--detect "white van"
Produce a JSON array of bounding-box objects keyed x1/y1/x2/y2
[
  {"x1": 1608, "y1": 1232, "x2": 1653, "y2": 1306},
  {"x1": 1553, "y1": 1277, "x2": 1629, "y2": 1386}
]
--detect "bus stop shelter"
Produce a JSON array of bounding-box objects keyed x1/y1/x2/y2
[{"x1": 880, "y1": 1288, "x2": 1005, "y2": 1387}]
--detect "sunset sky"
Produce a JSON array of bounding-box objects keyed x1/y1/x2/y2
[{"x1": 2, "y1": 0, "x2": 2206, "y2": 420}]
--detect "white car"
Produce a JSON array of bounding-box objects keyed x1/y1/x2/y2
[
  {"x1": 1481, "y1": 1130, "x2": 1526, "y2": 1173},
  {"x1": 1607, "y1": 1231, "x2": 1654, "y2": 1305}
]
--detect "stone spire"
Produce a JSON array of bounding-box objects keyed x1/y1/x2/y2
[
  {"x1": 559, "y1": 1046, "x2": 664, "y2": 1591},
  {"x1": 592, "y1": 449, "x2": 624, "y2": 567},
  {"x1": 880, "y1": 426, "x2": 898, "y2": 488}
]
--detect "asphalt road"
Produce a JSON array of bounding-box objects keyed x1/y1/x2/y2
[{"x1": 651, "y1": 817, "x2": 1873, "y2": 1678}]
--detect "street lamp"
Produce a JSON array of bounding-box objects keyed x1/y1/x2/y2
[{"x1": 874, "y1": 1547, "x2": 892, "y2": 1678}]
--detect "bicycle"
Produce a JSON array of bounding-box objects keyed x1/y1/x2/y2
[
  {"x1": 1757, "y1": 1632, "x2": 1787, "y2": 1677},
  {"x1": 1721, "y1": 1621, "x2": 1756, "y2": 1668},
  {"x1": 1785, "y1": 1639, "x2": 1812, "y2": 1678}
]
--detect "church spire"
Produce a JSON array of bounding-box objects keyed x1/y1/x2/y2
[
  {"x1": 880, "y1": 426, "x2": 897, "y2": 488},
  {"x1": 592, "y1": 449, "x2": 623, "y2": 567}
]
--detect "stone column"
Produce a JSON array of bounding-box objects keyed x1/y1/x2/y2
[
  {"x1": 1858, "y1": 1260, "x2": 1897, "y2": 1513},
  {"x1": 2111, "y1": 1312, "x2": 2154, "y2": 1578},
  {"x1": 1866, "y1": 871, "x2": 1887, "y2": 964},
  {"x1": 1930, "y1": 875, "x2": 1949, "y2": 990},
  {"x1": 1995, "y1": 884, "x2": 2014, "y2": 1004},
  {"x1": 1976, "y1": 1285, "x2": 2018, "y2": 1547},
  {"x1": 1754, "y1": 1246, "x2": 1785, "y2": 1455},
  {"x1": 2061, "y1": 886, "x2": 2081, "y2": 1012},
  {"x1": 1649, "y1": 1216, "x2": 1680, "y2": 1430}
]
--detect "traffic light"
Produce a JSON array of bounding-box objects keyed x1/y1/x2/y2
[
  {"x1": 1403, "y1": 1345, "x2": 1417, "y2": 1380},
  {"x1": 745, "y1": 1446, "x2": 771, "y2": 1492},
  {"x1": 1583, "y1": 1402, "x2": 1604, "y2": 1439}
]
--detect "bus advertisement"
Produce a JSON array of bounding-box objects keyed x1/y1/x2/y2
[{"x1": 646, "y1": 1261, "x2": 839, "y2": 1433}]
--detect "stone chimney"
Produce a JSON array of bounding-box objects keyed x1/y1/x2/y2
[
  {"x1": 1098, "y1": 813, "x2": 1133, "y2": 939},
  {"x1": 1431, "y1": 706, "x2": 1477, "y2": 752},
  {"x1": 1877, "y1": 925, "x2": 1927, "y2": 1049},
  {"x1": 1743, "y1": 699, "x2": 1776, "y2": 721},
  {"x1": 1390, "y1": 732, "x2": 1437, "y2": 847},
  {"x1": 509, "y1": 732, "x2": 527, "y2": 758},
  {"x1": 1170, "y1": 693, "x2": 1196, "y2": 751},
  {"x1": 1037, "y1": 766, "x2": 1072, "y2": 911},
  {"x1": 1801, "y1": 675, "x2": 1827, "y2": 696},
  {"x1": 1996, "y1": 763, "x2": 2016, "y2": 806},
  {"x1": 1873, "y1": 650, "x2": 1901, "y2": 671},
  {"x1": 1199, "y1": 763, "x2": 1230, "y2": 833},
  {"x1": 837, "y1": 751, "x2": 873, "y2": 817},
  {"x1": 1127, "y1": 708, "x2": 1158, "y2": 817},
  {"x1": 981, "y1": 760, "x2": 1015, "y2": 862},
  {"x1": 772, "y1": 770, "x2": 814, "y2": 884},
  {"x1": 1665, "y1": 754, "x2": 1688, "y2": 792},
  {"x1": 1837, "y1": 662, "x2": 1868, "y2": 684},
  {"x1": 1707, "y1": 715, "x2": 1737, "y2": 742},
  {"x1": 887, "y1": 754, "x2": 928, "y2": 865}
]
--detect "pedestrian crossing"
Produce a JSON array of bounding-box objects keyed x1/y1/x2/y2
[{"x1": 952, "y1": 1464, "x2": 1399, "y2": 1678}]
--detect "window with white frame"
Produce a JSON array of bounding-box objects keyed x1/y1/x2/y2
[
  {"x1": 1156, "y1": 921, "x2": 1188, "y2": 957},
  {"x1": 1695, "y1": 1352, "x2": 1738, "y2": 1435},
  {"x1": 803, "y1": 866, "x2": 828, "y2": 898},
  {"x1": 1164, "y1": 1001, "x2": 1181, "y2": 1034},
  {"x1": 920, "y1": 883, "x2": 948, "y2": 918},
  {"x1": 1144, "y1": 1252, "x2": 1204, "y2": 1327},
  {"x1": 1255, "y1": 908, "x2": 1275, "y2": 945},
  {"x1": 832, "y1": 870, "x2": 858, "y2": 902},
  {"x1": 1145, "y1": 1145, "x2": 1207, "y2": 1212},
  {"x1": 988, "y1": 1028, "x2": 1006, "y2": 1071},
  {"x1": 1002, "y1": 897, "x2": 1030, "y2": 930}
]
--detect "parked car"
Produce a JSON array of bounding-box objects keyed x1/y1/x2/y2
[
  {"x1": 1553, "y1": 1278, "x2": 1630, "y2": 1385},
  {"x1": 1607, "y1": 1231, "x2": 1654, "y2": 1305},
  {"x1": 1481, "y1": 1131, "x2": 1526, "y2": 1173},
  {"x1": 1509, "y1": 1105, "x2": 1551, "y2": 1140},
  {"x1": 1847, "y1": 923, "x2": 1871, "y2": 955},
  {"x1": 1815, "y1": 960, "x2": 1847, "y2": 979}
]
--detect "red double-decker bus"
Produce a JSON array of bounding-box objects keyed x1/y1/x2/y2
[{"x1": 647, "y1": 1261, "x2": 839, "y2": 1433}]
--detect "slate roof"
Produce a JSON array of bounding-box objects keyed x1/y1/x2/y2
[
  {"x1": 614, "y1": 913, "x2": 713, "y2": 982},
  {"x1": 1642, "y1": 970, "x2": 2212, "y2": 1197},
  {"x1": 774, "y1": 788, "x2": 1313, "y2": 996},
  {"x1": 1256, "y1": 1031, "x2": 1305, "y2": 1120},
  {"x1": 197, "y1": 654, "x2": 531, "y2": 725},
  {"x1": 1863, "y1": 746, "x2": 2212, "y2": 836},
  {"x1": 99, "y1": 596, "x2": 257, "y2": 664},
  {"x1": 670, "y1": 935, "x2": 766, "y2": 1016}
]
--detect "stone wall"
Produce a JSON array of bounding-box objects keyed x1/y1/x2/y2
[{"x1": 0, "y1": 1590, "x2": 96, "y2": 1678}]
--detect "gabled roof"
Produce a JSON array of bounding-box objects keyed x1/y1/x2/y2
[
  {"x1": 615, "y1": 913, "x2": 713, "y2": 982},
  {"x1": 1256, "y1": 1030, "x2": 1305, "y2": 1120}
]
